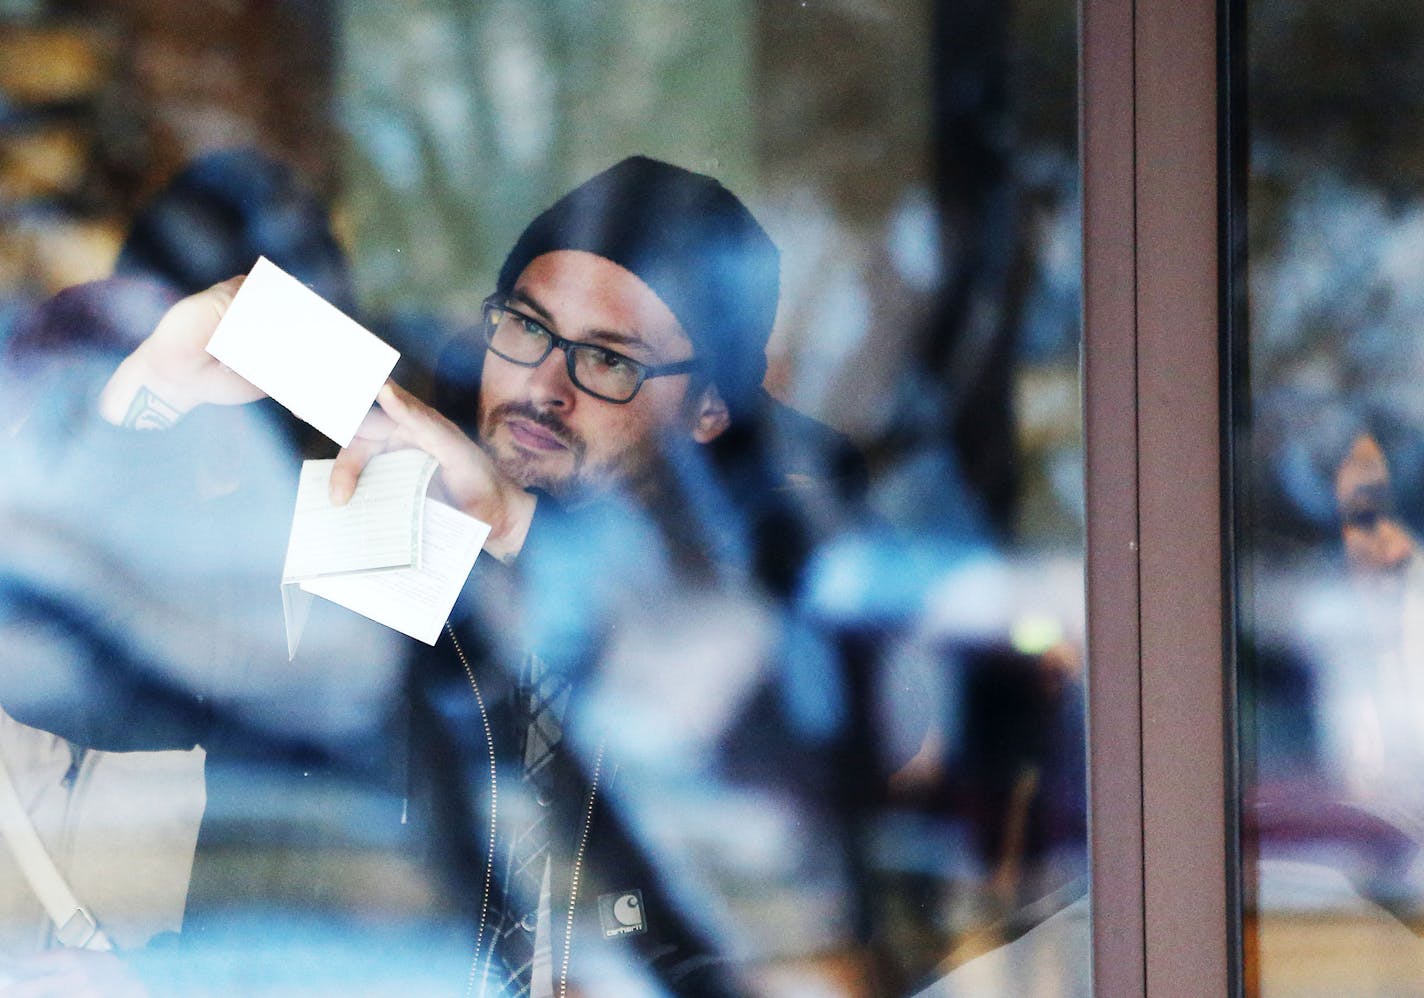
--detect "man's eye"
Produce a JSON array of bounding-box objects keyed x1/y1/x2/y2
[
  {"x1": 519, "y1": 317, "x2": 545, "y2": 337},
  {"x1": 591, "y1": 349, "x2": 631, "y2": 371},
  {"x1": 1346, "y1": 509, "x2": 1381, "y2": 531}
]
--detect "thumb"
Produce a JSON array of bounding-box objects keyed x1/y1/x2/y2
[{"x1": 374, "y1": 382, "x2": 472, "y2": 470}]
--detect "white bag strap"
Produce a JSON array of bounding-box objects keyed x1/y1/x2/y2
[{"x1": 0, "y1": 745, "x2": 113, "y2": 951}]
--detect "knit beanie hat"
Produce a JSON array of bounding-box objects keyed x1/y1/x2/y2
[{"x1": 496, "y1": 156, "x2": 780, "y2": 419}]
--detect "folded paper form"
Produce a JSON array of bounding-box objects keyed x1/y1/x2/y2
[
  {"x1": 205, "y1": 258, "x2": 492, "y2": 653},
  {"x1": 281, "y1": 451, "x2": 490, "y2": 655}
]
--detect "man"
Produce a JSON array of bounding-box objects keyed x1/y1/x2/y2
[
  {"x1": 1335, "y1": 430, "x2": 1419, "y2": 583},
  {"x1": 74, "y1": 157, "x2": 867, "y2": 996},
  {"x1": 1329, "y1": 427, "x2": 1424, "y2": 821}
]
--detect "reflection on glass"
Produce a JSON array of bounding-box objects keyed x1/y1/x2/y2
[
  {"x1": 0, "y1": 2, "x2": 1083, "y2": 995},
  {"x1": 1243, "y1": 1, "x2": 1424, "y2": 993}
]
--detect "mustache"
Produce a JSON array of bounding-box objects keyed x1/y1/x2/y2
[{"x1": 488, "y1": 401, "x2": 583, "y2": 452}]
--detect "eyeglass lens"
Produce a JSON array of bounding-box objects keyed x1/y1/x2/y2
[{"x1": 485, "y1": 305, "x2": 644, "y2": 402}]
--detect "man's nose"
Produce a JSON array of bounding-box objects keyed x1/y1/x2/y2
[{"x1": 526, "y1": 347, "x2": 576, "y2": 409}]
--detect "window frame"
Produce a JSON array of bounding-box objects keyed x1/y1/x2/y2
[{"x1": 1081, "y1": 0, "x2": 1237, "y2": 994}]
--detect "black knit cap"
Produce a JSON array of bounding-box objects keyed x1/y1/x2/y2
[{"x1": 496, "y1": 156, "x2": 780, "y2": 419}]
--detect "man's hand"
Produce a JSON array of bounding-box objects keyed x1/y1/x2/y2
[
  {"x1": 0, "y1": 950, "x2": 149, "y2": 998},
  {"x1": 331, "y1": 381, "x2": 537, "y2": 562},
  {"x1": 97, "y1": 277, "x2": 264, "y2": 429}
]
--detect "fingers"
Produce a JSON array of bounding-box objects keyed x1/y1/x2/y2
[
  {"x1": 329, "y1": 438, "x2": 375, "y2": 505},
  {"x1": 330, "y1": 383, "x2": 459, "y2": 504},
  {"x1": 176, "y1": 275, "x2": 244, "y2": 334},
  {"x1": 377, "y1": 380, "x2": 536, "y2": 558},
  {"x1": 324, "y1": 380, "x2": 534, "y2": 558},
  {"x1": 373, "y1": 381, "x2": 474, "y2": 471},
  {"x1": 329, "y1": 415, "x2": 400, "y2": 505},
  {"x1": 154, "y1": 276, "x2": 244, "y2": 350},
  {"x1": 205, "y1": 274, "x2": 245, "y2": 319},
  {"x1": 331, "y1": 381, "x2": 497, "y2": 517},
  {"x1": 329, "y1": 397, "x2": 407, "y2": 504}
]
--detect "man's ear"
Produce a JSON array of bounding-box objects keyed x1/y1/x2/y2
[{"x1": 689, "y1": 384, "x2": 730, "y2": 444}]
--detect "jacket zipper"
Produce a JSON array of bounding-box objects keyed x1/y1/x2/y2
[
  {"x1": 557, "y1": 741, "x2": 603, "y2": 998},
  {"x1": 446, "y1": 623, "x2": 605, "y2": 998},
  {"x1": 447, "y1": 623, "x2": 500, "y2": 998}
]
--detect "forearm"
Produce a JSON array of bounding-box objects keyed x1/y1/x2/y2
[
  {"x1": 94, "y1": 275, "x2": 256, "y2": 428},
  {"x1": 97, "y1": 354, "x2": 200, "y2": 429}
]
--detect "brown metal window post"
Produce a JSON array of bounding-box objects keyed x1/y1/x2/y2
[{"x1": 1082, "y1": 0, "x2": 1231, "y2": 994}]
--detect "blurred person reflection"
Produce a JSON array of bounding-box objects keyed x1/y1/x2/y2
[
  {"x1": 1336, "y1": 431, "x2": 1420, "y2": 583},
  {"x1": 1330, "y1": 424, "x2": 1424, "y2": 824},
  {"x1": 0, "y1": 149, "x2": 415, "y2": 995},
  {"x1": 1246, "y1": 398, "x2": 1424, "y2": 923},
  {"x1": 32, "y1": 156, "x2": 889, "y2": 997}
]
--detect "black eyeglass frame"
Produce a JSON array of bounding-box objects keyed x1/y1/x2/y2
[{"x1": 480, "y1": 295, "x2": 701, "y2": 404}]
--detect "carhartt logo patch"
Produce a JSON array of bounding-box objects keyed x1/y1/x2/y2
[{"x1": 598, "y1": 890, "x2": 647, "y2": 938}]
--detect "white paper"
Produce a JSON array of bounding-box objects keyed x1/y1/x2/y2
[
  {"x1": 301, "y1": 501, "x2": 490, "y2": 646},
  {"x1": 281, "y1": 449, "x2": 440, "y2": 657},
  {"x1": 206, "y1": 256, "x2": 399, "y2": 447},
  {"x1": 281, "y1": 449, "x2": 437, "y2": 581},
  {"x1": 281, "y1": 583, "x2": 316, "y2": 662}
]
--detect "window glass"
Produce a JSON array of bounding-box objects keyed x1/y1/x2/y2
[
  {"x1": 0, "y1": 2, "x2": 1083, "y2": 994},
  {"x1": 1240, "y1": 1, "x2": 1424, "y2": 992}
]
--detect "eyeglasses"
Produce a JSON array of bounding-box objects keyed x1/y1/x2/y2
[
  {"x1": 1340, "y1": 484, "x2": 1398, "y2": 532},
  {"x1": 480, "y1": 295, "x2": 700, "y2": 404}
]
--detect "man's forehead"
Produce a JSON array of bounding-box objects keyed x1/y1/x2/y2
[{"x1": 512, "y1": 250, "x2": 692, "y2": 353}]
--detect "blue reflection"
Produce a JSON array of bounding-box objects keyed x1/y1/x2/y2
[{"x1": 0, "y1": 15, "x2": 1091, "y2": 987}]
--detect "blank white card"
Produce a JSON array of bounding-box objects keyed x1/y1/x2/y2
[{"x1": 206, "y1": 256, "x2": 399, "y2": 447}]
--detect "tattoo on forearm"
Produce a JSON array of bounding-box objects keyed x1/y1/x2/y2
[{"x1": 122, "y1": 387, "x2": 181, "y2": 430}]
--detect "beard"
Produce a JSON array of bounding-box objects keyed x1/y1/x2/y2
[
  {"x1": 478, "y1": 400, "x2": 668, "y2": 506},
  {"x1": 478, "y1": 400, "x2": 587, "y2": 499},
  {"x1": 479, "y1": 399, "x2": 687, "y2": 509}
]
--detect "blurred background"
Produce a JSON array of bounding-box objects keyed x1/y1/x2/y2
[
  {"x1": 0, "y1": 1, "x2": 1086, "y2": 995},
  {"x1": 1242, "y1": 0, "x2": 1424, "y2": 994}
]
